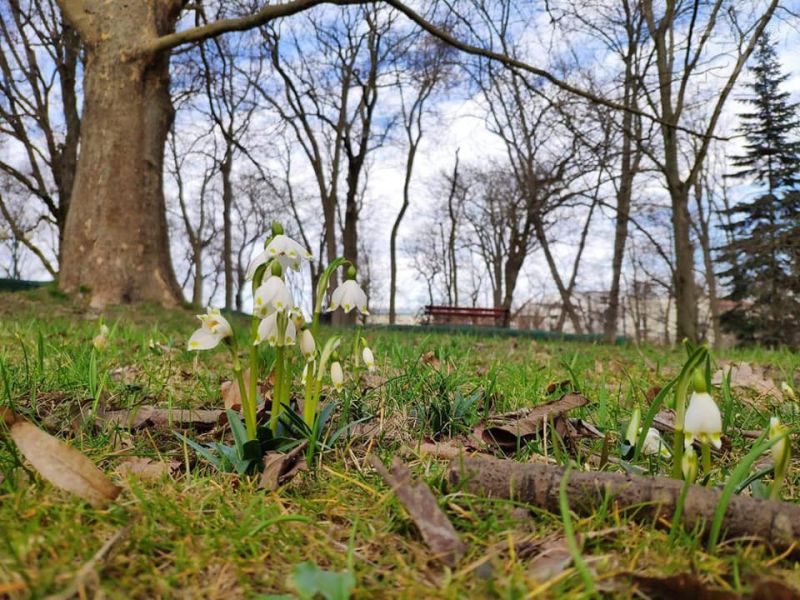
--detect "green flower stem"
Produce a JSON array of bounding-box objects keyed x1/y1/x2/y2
[
  {"x1": 701, "y1": 442, "x2": 711, "y2": 477},
  {"x1": 228, "y1": 338, "x2": 256, "y2": 441},
  {"x1": 247, "y1": 319, "x2": 260, "y2": 441},
  {"x1": 303, "y1": 364, "x2": 315, "y2": 427},
  {"x1": 671, "y1": 429, "x2": 685, "y2": 479},
  {"x1": 271, "y1": 345, "x2": 285, "y2": 433}
]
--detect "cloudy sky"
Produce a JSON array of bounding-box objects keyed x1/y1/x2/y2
[{"x1": 3, "y1": 2, "x2": 800, "y2": 316}]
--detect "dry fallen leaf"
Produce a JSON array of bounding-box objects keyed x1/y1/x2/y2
[
  {"x1": 631, "y1": 573, "x2": 738, "y2": 600},
  {"x1": 421, "y1": 351, "x2": 441, "y2": 369},
  {"x1": 259, "y1": 442, "x2": 308, "y2": 491},
  {"x1": 222, "y1": 369, "x2": 275, "y2": 412},
  {"x1": 115, "y1": 457, "x2": 180, "y2": 481},
  {"x1": 527, "y1": 535, "x2": 575, "y2": 581},
  {"x1": 481, "y1": 393, "x2": 590, "y2": 450},
  {"x1": 370, "y1": 455, "x2": 466, "y2": 567},
  {"x1": 96, "y1": 406, "x2": 224, "y2": 430},
  {"x1": 10, "y1": 419, "x2": 120, "y2": 506},
  {"x1": 712, "y1": 362, "x2": 782, "y2": 398}
]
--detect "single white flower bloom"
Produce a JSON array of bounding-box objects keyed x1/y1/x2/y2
[
  {"x1": 188, "y1": 308, "x2": 232, "y2": 351},
  {"x1": 362, "y1": 346, "x2": 375, "y2": 371},
  {"x1": 641, "y1": 427, "x2": 670, "y2": 458},
  {"x1": 253, "y1": 276, "x2": 294, "y2": 317},
  {"x1": 300, "y1": 329, "x2": 316, "y2": 361},
  {"x1": 254, "y1": 312, "x2": 296, "y2": 347},
  {"x1": 331, "y1": 361, "x2": 344, "y2": 391},
  {"x1": 684, "y1": 391, "x2": 722, "y2": 449},
  {"x1": 329, "y1": 279, "x2": 368, "y2": 314},
  {"x1": 682, "y1": 445, "x2": 698, "y2": 482},
  {"x1": 781, "y1": 382, "x2": 797, "y2": 402},
  {"x1": 92, "y1": 324, "x2": 110, "y2": 352},
  {"x1": 245, "y1": 234, "x2": 312, "y2": 279}
]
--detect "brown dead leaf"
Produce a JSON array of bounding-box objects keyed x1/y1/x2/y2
[
  {"x1": 408, "y1": 440, "x2": 477, "y2": 461},
  {"x1": 259, "y1": 442, "x2": 308, "y2": 491},
  {"x1": 109, "y1": 365, "x2": 140, "y2": 385},
  {"x1": 10, "y1": 420, "x2": 120, "y2": 506},
  {"x1": 96, "y1": 406, "x2": 224, "y2": 430},
  {"x1": 631, "y1": 573, "x2": 738, "y2": 600},
  {"x1": 751, "y1": 579, "x2": 800, "y2": 600},
  {"x1": 221, "y1": 369, "x2": 275, "y2": 411},
  {"x1": 115, "y1": 457, "x2": 180, "y2": 481},
  {"x1": 421, "y1": 351, "x2": 441, "y2": 369},
  {"x1": 527, "y1": 535, "x2": 575, "y2": 581},
  {"x1": 370, "y1": 455, "x2": 466, "y2": 567},
  {"x1": 481, "y1": 393, "x2": 590, "y2": 450},
  {"x1": 712, "y1": 362, "x2": 782, "y2": 398},
  {"x1": 546, "y1": 379, "x2": 572, "y2": 395},
  {"x1": 1, "y1": 407, "x2": 15, "y2": 427}
]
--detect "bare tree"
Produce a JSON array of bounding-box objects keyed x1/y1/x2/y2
[
  {"x1": 388, "y1": 31, "x2": 453, "y2": 323},
  {"x1": 639, "y1": 0, "x2": 778, "y2": 341},
  {"x1": 0, "y1": 0, "x2": 80, "y2": 271}
]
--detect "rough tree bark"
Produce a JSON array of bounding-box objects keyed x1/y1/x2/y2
[
  {"x1": 57, "y1": 1, "x2": 184, "y2": 307},
  {"x1": 446, "y1": 456, "x2": 800, "y2": 552}
]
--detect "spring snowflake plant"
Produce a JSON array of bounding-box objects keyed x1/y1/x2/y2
[
  {"x1": 183, "y1": 222, "x2": 375, "y2": 474},
  {"x1": 624, "y1": 342, "x2": 792, "y2": 502}
]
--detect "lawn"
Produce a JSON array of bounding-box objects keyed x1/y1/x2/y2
[{"x1": 1, "y1": 286, "x2": 798, "y2": 598}]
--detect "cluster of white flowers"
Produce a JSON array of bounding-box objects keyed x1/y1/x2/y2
[{"x1": 187, "y1": 229, "x2": 376, "y2": 403}]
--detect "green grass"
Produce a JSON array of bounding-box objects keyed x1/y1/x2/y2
[{"x1": 1, "y1": 286, "x2": 799, "y2": 598}]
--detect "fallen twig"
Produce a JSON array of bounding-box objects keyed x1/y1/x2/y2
[{"x1": 446, "y1": 455, "x2": 800, "y2": 553}]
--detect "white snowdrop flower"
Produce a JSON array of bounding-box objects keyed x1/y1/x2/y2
[
  {"x1": 254, "y1": 312, "x2": 296, "y2": 347},
  {"x1": 362, "y1": 346, "x2": 375, "y2": 371},
  {"x1": 253, "y1": 276, "x2": 294, "y2": 317},
  {"x1": 300, "y1": 329, "x2": 316, "y2": 361},
  {"x1": 329, "y1": 279, "x2": 368, "y2": 314},
  {"x1": 684, "y1": 391, "x2": 722, "y2": 449},
  {"x1": 188, "y1": 308, "x2": 232, "y2": 351},
  {"x1": 330, "y1": 361, "x2": 344, "y2": 391},
  {"x1": 641, "y1": 427, "x2": 671, "y2": 458},
  {"x1": 92, "y1": 324, "x2": 110, "y2": 352},
  {"x1": 245, "y1": 234, "x2": 312, "y2": 279}
]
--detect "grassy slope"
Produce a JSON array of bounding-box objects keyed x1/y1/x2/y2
[{"x1": 0, "y1": 287, "x2": 798, "y2": 598}]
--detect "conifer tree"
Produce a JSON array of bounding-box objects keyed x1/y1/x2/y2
[{"x1": 720, "y1": 32, "x2": 800, "y2": 348}]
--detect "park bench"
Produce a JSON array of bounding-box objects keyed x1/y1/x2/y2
[{"x1": 422, "y1": 305, "x2": 510, "y2": 327}]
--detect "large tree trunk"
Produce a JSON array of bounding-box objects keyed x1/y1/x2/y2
[{"x1": 58, "y1": 3, "x2": 183, "y2": 308}]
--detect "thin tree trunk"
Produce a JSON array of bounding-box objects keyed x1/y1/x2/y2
[
  {"x1": 221, "y1": 151, "x2": 234, "y2": 310},
  {"x1": 533, "y1": 217, "x2": 583, "y2": 334},
  {"x1": 389, "y1": 141, "x2": 418, "y2": 324}
]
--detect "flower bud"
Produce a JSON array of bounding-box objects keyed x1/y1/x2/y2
[
  {"x1": 300, "y1": 329, "x2": 316, "y2": 361},
  {"x1": 682, "y1": 445, "x2": 698, "y2": 483},
  {"x1": 331, "y1": 361, "x2": 344, "y2": 391},
  {"x1": 625, "y1": 407, "x2": 641, "y2": 446},
  {"x1": 781, "y1": 382, "x2": 797, "y2": 402},
  {"x1": 92, "y1": 324, "x2": 109, "y2": 352},
  {"x1": 362, "y1": 346, "x2": 375, "y2": 371}
]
